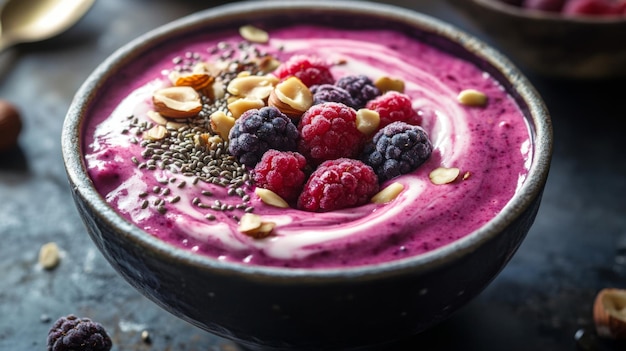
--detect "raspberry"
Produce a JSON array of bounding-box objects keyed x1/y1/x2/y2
[
  {"x1": 365, "y1": 91, "x2": 421, "y2": 128},
  {"x1": 47, "y1": 314, "x2": 112, "y2": 351},
  {"x1": 335, "y1": 74, "x2": 381, "y2": 109},
  {"x1": 253, "y1": 150, "x2": 308, "y2": 202},
  {"x1": 562, "y1": 0, "x2": 622, "y2": 15},
  {"x1": 310, "y1": 84, "x2": 355, "y2": 107},
  {"x1": 298, "y1": 102, "x2": 366, "y2": 165},
  {"x1": 229, "y1": 106, "x2": 299, "y2": 168},
  {"x1": 362, "y1": 121, "x2": 433, "y2": 182},
  {"x1": 297, "y1": 158, "x2": 379, "y2": 212},
  {"x1": 273, "y1": 55, "x2": 334, "y2": 87}
]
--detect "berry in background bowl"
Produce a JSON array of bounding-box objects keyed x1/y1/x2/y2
[
  {"x1": 61, "y1": 1, "x2": 552, "y2": 350},
  {"x1": 447, "y1": 0, "x2": 626, "y2": 78}
]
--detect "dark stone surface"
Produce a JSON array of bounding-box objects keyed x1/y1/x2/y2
[{"x1": 0, "y1": 0, "x2": 624, "y2": 350}]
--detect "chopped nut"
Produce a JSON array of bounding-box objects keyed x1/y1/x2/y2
[
  {"x1": 594, "y1": 288, "x2": 626, "y2": 339},
  {"x1": 146, "y1": 110, "x2": 168, "y2": 126},
  {"x1": 226, "y1": 74, "x2": 279, "y2": 100},
  {"x1": 374, "y1": 76, "x2": 405, "y2": 94},
  {"x1": 268, "y1": 77, "x2": 313, "y2": 118},
  {"x1": 165, "y1": 120, "x2": 186, "y2": 130},
  {"x1": 371, "y1": 182, "x2": 404, "y2": 204},
  {"x1": 429, "y1": 167, "x2": 460, "y2": 185},
  {"x1": 209, "y1": 111, "x2": 236, "y2": 140},
  {"x1": 152, "y1": 86, "x2": 202, "y2": 118},
  {"x1": 39, "y1": 242, "x2": 60, "y2": 270},
  {"x1": 255, "y1": 188, "x2": 289, "y2": 208},
  {"x1": 238, "y1": 213, "x2": 263, "y2": 233},
  {"x1": 356, "y1": 108, "x2": 381, "y2": 136},
  {"x1": 457, "y1": 89, "x2": 488, "y2": 107},
  {"x1": 228, "y1": 97, "x2": 266, "y2": 119},
  {"x1": 463, "y1": 171, "x2": 471, "y2": 180},
  {"x1": 255, "y1": 56, "x2": 281, "y2": 73},
  {"x1": 173, "y1": 73, "x2": 215, "y2": 94},
  {"x1": 238, "y1": 213, "x2": 275, "y2": 239},
  {"x1": 144, "y1": 125, "x2": 168, "y2": 141},
  {"x1": 239, "y1": 25, "x2": 269, "y2": 43}
]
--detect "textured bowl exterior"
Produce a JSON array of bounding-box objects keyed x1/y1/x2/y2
[
  {"x1": 62, "y1": 1, "x2": 552, "y2": 350},
  {"x1": 447, "y1": 0, "x2": 626, "y2": 79}
]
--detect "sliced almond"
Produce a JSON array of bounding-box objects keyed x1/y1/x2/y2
[
  {"x1": 371, "y1": 182, "x2": 404, "y2": 204},
  {"x1": 239, "y1": 25, "x2": 269, "y2": 43},
  {"x1": 147, "y1": 110, "x2": 168, "y2": 126},
  {"x1": 227, "y1": 74, "x2": 279, "y2": 100},
  {"x1": 457, "y1": 89, "x2": 488, "y2": 107},
  {"x1": 268, "y1": 77, "x2": 313, "y2": 118},
  {"x1": 356, "y1": 108, "x2": 380, "y2": 136},
  {"x1": 429, "y1": 167, "x2": 460, "y2": 185},
  {"x1": 210, "y1": 111, "x2": 236, "y2": 140},
  {"x1": 238, "y1": 213, "x2": 263, "y2": 233},
  {"x1": 255, "y1": 188, "x2": 289, "y2": 208},
  {"x1": 375, "y1": 76, "x2": 405, "y2": 94},
  {"x1": 228, "y1": 97, "x2": 266, "y2": 119},
  {"x1": 39, "y1": 242, "x2": 60, "y2": 270},
  {"x1": 153, "y1": 86, "x2": 202, "y2": 118},
  {"x1": 144, "y1": 125, "x2": 168, "y2": 141}
]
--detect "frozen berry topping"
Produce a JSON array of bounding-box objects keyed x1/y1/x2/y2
[
  {"x1": 366, "y1": 91, "x2": 421, "y2": 128},
  {"x1": 273, "y1": 55, "x2": 335, "y2": 87},
  {"x1": 47, "y1": 314, "x2": 112, "y2": 351},
  {"x1": 298, "y1": 102, "x2": 366, "y2": 165},
  {"x1": 362, "y1": 121, "x2": 433, "y2": 182},
  {"x1": 310, "y1": 84, "x2": 355, "y2": 107},
  {"x1": 253, "y1": 150, "x2": 308, "y2": 202},
  {"x1": 335, "y1": 74, "x2": 381, "y2": 109},
  {"x1": 229, "y1": 106, "x2": 299, "y2": 167},
  {"x1": 297, "y1": 158, "x2": 379, "y2": 212}
]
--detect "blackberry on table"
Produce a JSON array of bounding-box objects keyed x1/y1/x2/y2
[
  {"x1": 362, "y1": 121, "x2": 433, "y2": 182},
  {"x1": 47, "y1": 314, "x2": 112, "y2": 351},
  {"x1": 229, "y1": 106, "x2": 299, "y2": 167},
  {"x1": 335, "y1": 74, "x2": 381, "y2": 109}
]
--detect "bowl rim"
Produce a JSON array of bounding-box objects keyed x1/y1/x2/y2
[
  {"x1": 471, "y1": 0, "x2": 626, "y2": 23},
  {"x1": 62, "y1": 0, "x2": 552, "y2": 282}
]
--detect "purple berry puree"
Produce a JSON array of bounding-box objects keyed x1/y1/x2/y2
[{"x1": 83, "y1": 25, "x2": 532, "y2": 269}]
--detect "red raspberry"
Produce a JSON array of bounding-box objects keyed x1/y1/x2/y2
[
  {"x1": 562, "y1": 0, "x2": 623, "y2": 15},
  {"x1": 297, "y1": 158, "x2": 379, "y2": 212},
  {"x1": 273, "y1": 55, "x2": 334, "y2": 87},
  {"x1": 365, "y1": 91, "x2": 421, "y2": 129},
  {"x1": 298, "y1": 102, "x2": 366, "y2": 165},
  {"x1": 252, "y1": 150, "x2": 308, "y2": 202}
]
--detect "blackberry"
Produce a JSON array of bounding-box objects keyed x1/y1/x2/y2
[
  {"x1": 310, "y1": 84, "x2": 355, "y2": 107},
  {"x1": 47, "y1": 314, "x2": 112, "y2": 351},
  {"x1": 229, "y1": 106, "x2": 299, "y2": 167},
  {"x1": 362, "y1": 121, "x2": 433, "y2": 182},
  {"x1": 335, "y1": 74, "x2": 381, "y2": 109}
]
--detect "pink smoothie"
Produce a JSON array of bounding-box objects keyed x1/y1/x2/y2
[{"x1": 83, "y1": 25, "x2": 532, "y2": 268}]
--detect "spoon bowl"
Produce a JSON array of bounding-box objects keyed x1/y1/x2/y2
[{"x1": 0, "y1": 0, "x2": 95, "y2": 52}]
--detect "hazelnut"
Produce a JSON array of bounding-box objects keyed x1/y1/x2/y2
[
  {"x1": 594, "y1": 288, "x2": 626, "y2": 339},
  {"x1": 0, "y1": 100, "x2": 22, "y2": 152},
  {"x1": 268, "y1": 77, "x2": 313, "y2": 118},
  {"x1": 152, "y1": 86, "x2": 202, "y2": 118}
]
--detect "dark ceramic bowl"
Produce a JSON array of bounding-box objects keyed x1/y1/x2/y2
[
  {"x1": 62, "y1": 1, "x2": 552, "y2": 350},
  {"x1": 447, "y1": 0, "x2": 626, "y2": 79}
]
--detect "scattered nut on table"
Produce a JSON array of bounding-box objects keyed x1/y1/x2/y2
[
  {"x1": 593, "y1": 288, "x2": 626, "y2": 339},
  {"x1": 0, "y1": 99, "x2": 22, "y2": 152}
]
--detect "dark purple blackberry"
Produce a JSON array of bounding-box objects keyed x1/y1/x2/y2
[
  {"x1": 310, "y1": 84, "x2": 355, "y2": 107},
  {"x1": 362, "y1": 121, "x2": 433, "y2": 182},
  {"x1": 47, "y1": 314, "x2": 112, "y2": 351},
  {"x1": 335, "y1": 74, "x2": 381, "y2": 109},
  {"x1": 228, "y1": 106, "x2": 299, "y2": 167}
]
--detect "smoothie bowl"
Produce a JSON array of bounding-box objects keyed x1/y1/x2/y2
[{"x1": 62, "y1": 1, "x2": 552, "y2": 350}]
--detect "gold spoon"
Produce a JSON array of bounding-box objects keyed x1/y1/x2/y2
[{"x1": 0, "y1": 0, "x2": 95, "y2": 52}]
